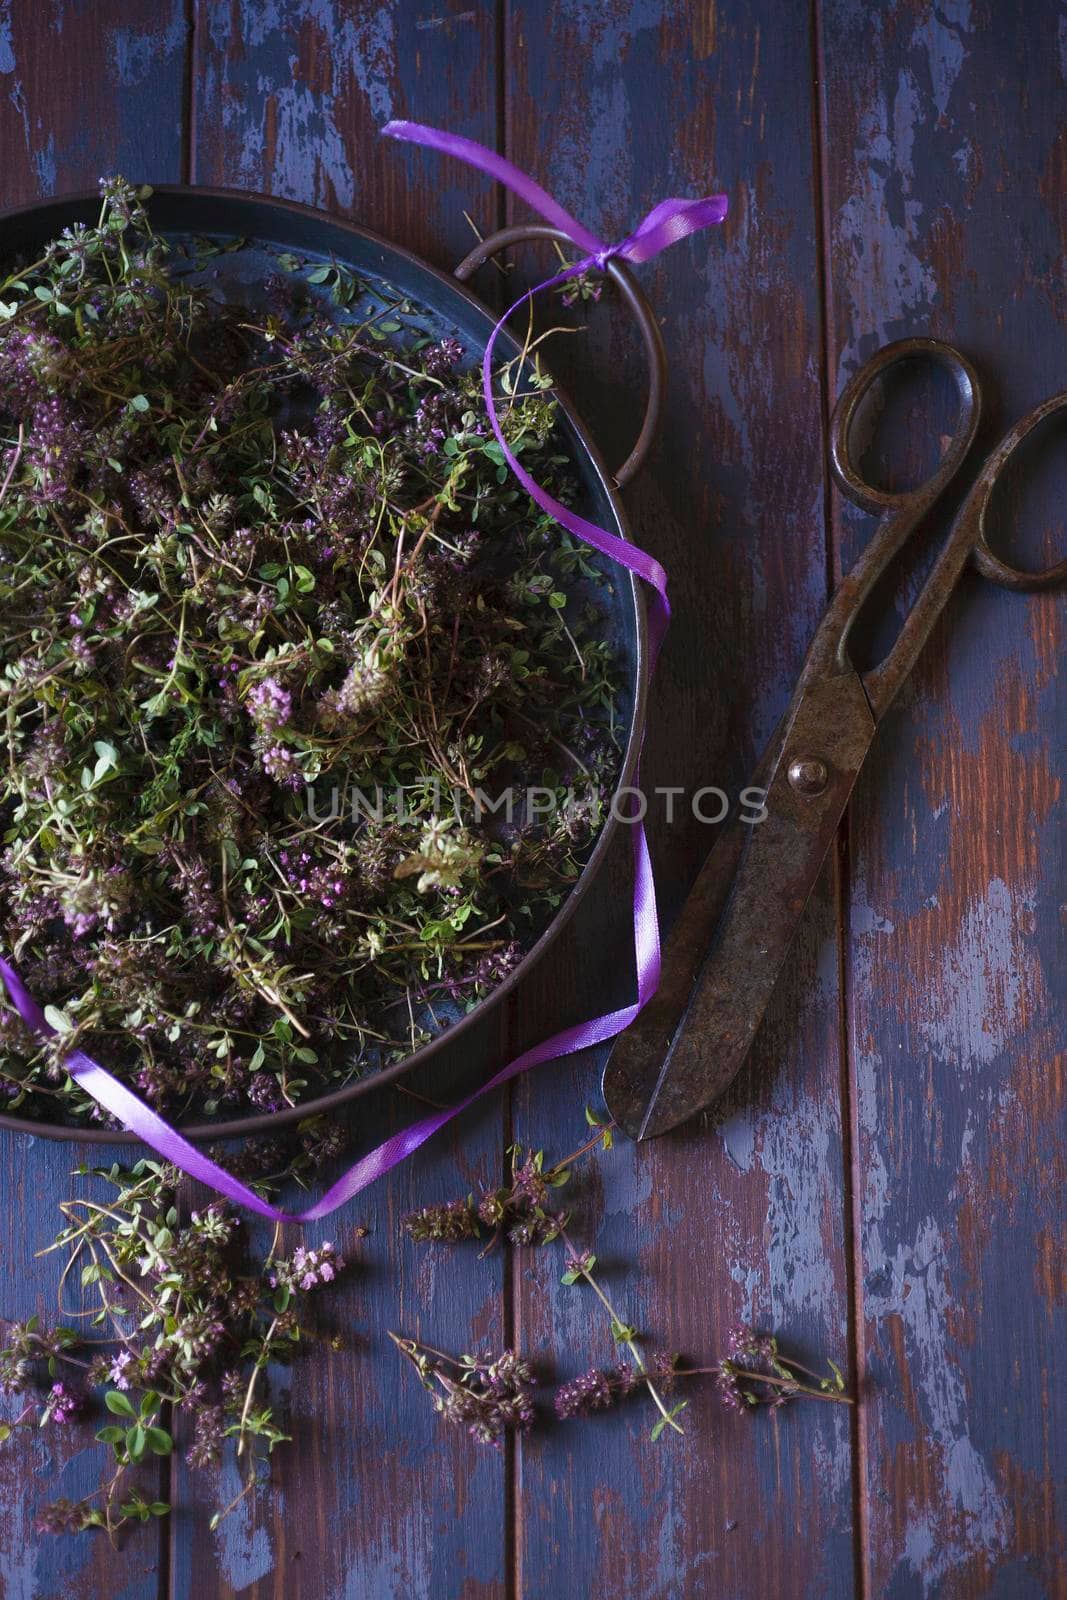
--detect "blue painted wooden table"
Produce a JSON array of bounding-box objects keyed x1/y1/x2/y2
[{"x1": 0, "y1": 2, "x2": 1064, "y2": 1596}]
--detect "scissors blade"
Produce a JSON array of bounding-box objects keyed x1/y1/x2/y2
[{"x1": 602, "y1": 668, "x2": 877, "y2": 1140}]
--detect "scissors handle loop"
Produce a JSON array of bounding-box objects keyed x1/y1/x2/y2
[
  {"x1": 967, "y1": 390, "x2": 1067, "y2": 592},
  {"x1": 812, "y1": 339, "x2": 982, "y2": 711},
  {"x1": 829, "y1": 336, "x2": 981, "y2": 513}
]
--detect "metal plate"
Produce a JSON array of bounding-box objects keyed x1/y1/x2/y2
[{"x1": 0, "y1": 186, "x2": 648, "y2": 1140}]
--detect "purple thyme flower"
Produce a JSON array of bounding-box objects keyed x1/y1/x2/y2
[
  {"x1": 247, "y1": 675, "x2": 292, "y2": 730},
  {"x1": 553, "y1": 1358, "x2": 673, "y2": 1422},
  {"x1": 420, "y1": 337, "x2": 464, "y2": 378},
  {"x1": 259, "y1": 740, "x2": 302, "y2": 788},
  {"x1": 44, "y1": 1381, "x2": 82, "y2": 1425},
  {"x1": 727, "y1": 1323, "x2": 778, "y2": 1361},
  {"x1": 270, "y1": 1240, "x2": 344, "y2": 1293},
  {"x1": 186, "y1": 1402, "x2": 226, "y2": 1469},
  {"x1": 425, "y1": 1349, "x2": 537, "y2": 1448},
  {"x1": 107, "y1": 1349, "x2": 135, "y2": 1390},
  {"x1": 403, "y1": 1198, "x2": 481, "y2": 1243},
  {"x1": 554, "y1": 1366, "x2": 617, "y2": 1419}
]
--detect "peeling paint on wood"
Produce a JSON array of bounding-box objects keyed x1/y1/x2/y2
[
  {"x1": 0, "y1": 1, "x2": 1063, "y2": 1595},
  {"x1": 823, "y1": 3, "x2": 1067, "y2": 1594}
]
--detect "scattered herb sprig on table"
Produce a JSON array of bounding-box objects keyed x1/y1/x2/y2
[
  {"x1": 0, "y1": 177, "x2": 624, "y2": 1127},
  {"x1": 388, "y1": 1336, "x2": 537, "y2": 1448},
  {"x1": 397, "y1": 1111, "x2": 853, "y2": 1444},
  {"x1": 0, "y1": 1127, "x2": 359, "y2": 1539}
]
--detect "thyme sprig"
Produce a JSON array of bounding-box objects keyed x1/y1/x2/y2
[
  {"x1": 0, "y1": 1130, "x2": 359, "y2": 1539},
  {"x1": 387, "y1": 1335, "x2": 536, "y2": 1448}
]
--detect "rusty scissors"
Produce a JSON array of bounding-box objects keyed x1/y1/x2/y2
[{"x1": 603, "y1": 335, "x2": 1067, "y2": 1141}]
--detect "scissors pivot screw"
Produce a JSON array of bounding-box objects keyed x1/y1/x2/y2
[{"x1": 787, "y1": 756, "x2": 829, "y2": 796}]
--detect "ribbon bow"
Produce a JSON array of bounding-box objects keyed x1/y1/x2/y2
[
  {"x1": 0, "y1": 124, "x2": 727, "y2": 1222},
  {"x1": 383, "y1": 121, "x2": 728, "y2": 273},
  {"x1": 385, "y1": 119, "x2": 727, "y2": 669}
]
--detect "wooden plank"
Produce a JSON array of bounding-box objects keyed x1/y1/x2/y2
[
  {"x1": 180, "y1": 4, "x2": 510, "y2": 1596},
  {"x1": 818, "y1": 1, "x2": 1067, "y2": 1593},
  {"x1": 0, "y1": 5, "x2": 187, "y2": 1596},
  {"x1": 503, "y1": 6, "x2": 858, "y2": 1597},
  {"x1": 0, "y1": 1, "x2": 188, "y2": 198},
  {"x1": 191, "y1": 0, "x2": 501, "y2": 270}
]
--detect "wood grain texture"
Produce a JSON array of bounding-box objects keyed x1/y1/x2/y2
[
  {"x1": 192, "y1": 0, "x2": 500, "y2": 271},
  {"x1": 0, "y1": 0, "x2": 1064, "y2": 1595},
  {"x1": 502, "y1": 5, "x2": 856, "y2": 1598},
  {"x1": 0, "y1": 0, "x2": 188, "y2": 199},
  {"x1": 819, "y1": 1, "x2": 1067, "y2": 1595}
]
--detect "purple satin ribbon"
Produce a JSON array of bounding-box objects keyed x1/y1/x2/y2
[{"x1": 0, "y1": 124, "x2": 727, "y2": 1222}]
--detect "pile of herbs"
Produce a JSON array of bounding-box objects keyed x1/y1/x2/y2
[{"x1": 0, "y1": 179, "x2": 623, "y2": 1127}]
